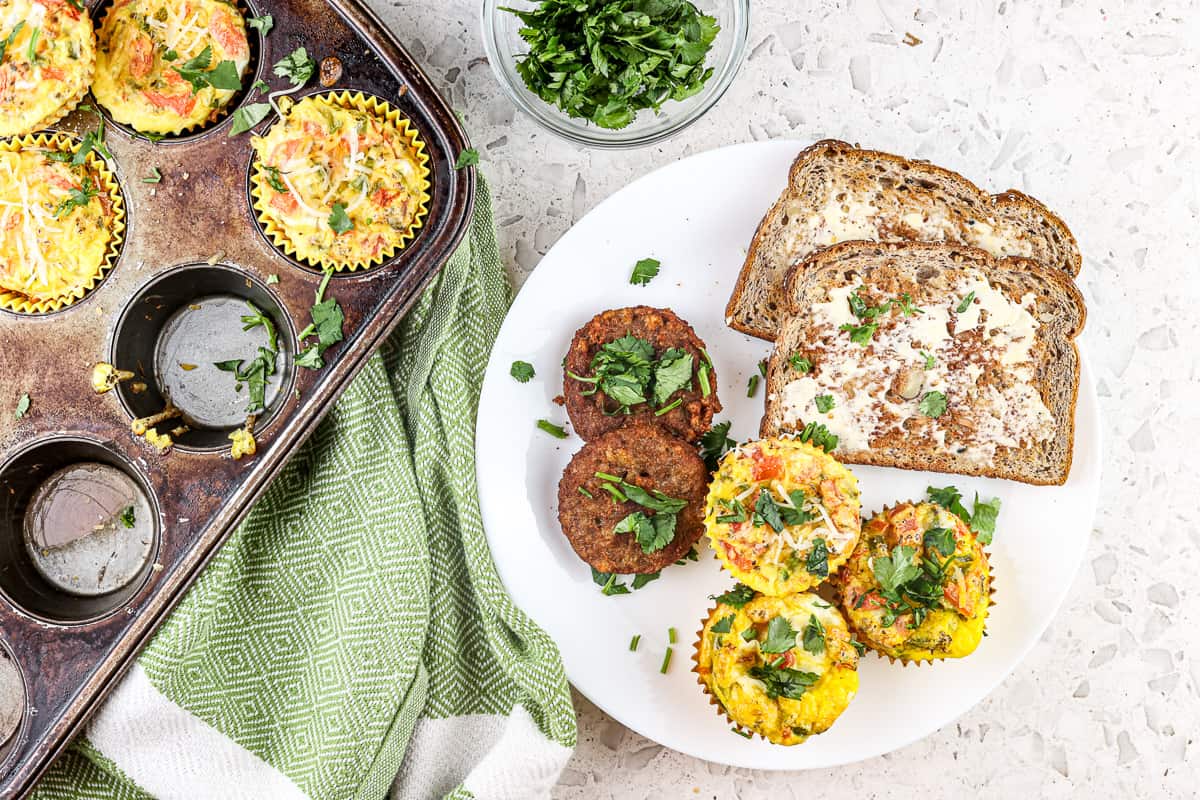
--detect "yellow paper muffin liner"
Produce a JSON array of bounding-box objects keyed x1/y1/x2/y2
[
  {"x1": 0, "y1": 132, "x2": 126, "y2": 314},
  {"x1": 249, "y1": 90, "x2": 432, "y2": 273},
  {"x1": 0, "y1": 9, "x2": 95, "y2": 137},
  {"x1": 693, "y1": 602, "x2": 763, "y2": 741},
  {"x1": 92, "y1": 0, "x2": 253, "y2": 138}
]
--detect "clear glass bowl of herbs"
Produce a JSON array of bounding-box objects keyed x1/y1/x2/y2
[{"x1": 482, "y1": 0, "x2": 749, "y2": 149}]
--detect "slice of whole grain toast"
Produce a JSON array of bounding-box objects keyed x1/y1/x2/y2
[
  {"x1": 760, "y1": 241, "x2": 1086, "y2": 486},
  {"x1": 727, "y1": 139, "x2": 1082, "y2": 342}
]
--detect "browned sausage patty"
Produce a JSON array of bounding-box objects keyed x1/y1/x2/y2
[
  {"x1": 557, "y1": 422, "x2": 708, "y2": 574},
  {"x1": 563, "y1": 306, "x2": 721, "y2": 442}
]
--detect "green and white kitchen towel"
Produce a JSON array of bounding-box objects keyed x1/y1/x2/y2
[{"x1": 32, "y1": 176, "x2": 578, "y2": 800}]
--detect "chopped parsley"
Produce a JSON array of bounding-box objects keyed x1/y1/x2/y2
[
  {"x1": 230, "y1": 102, "x2": 271, "y2": 135},
  {"x1": 119, "y1": 505, "x2": 136, "y2": 529},
  {"x1": 501, "y1": 0, "x2": 719, "y2": 130},
  {"x1": 14, "y1": 392, "x2": 29, "y2": 420},
  {"x1": 211, "y1": 301, "x2": 279, "y2": 414},
  {"x1": 710, "y1": 614, "x2": 734, "y2": 634},
  {"x1": 247, "y1": 14, "x2": 274, "y2": 34},
  {"x1": 630, "y1": 571, "x2": 660, "y2": 590},
  {"x1": 814, "y1": 394, "x2": 835, "y2": 413},
  {"x1": 510, "y1": 360, "x2": 535, "y2": 382},
  {"x1": 956, "y1": 291, "x2": 977, "y2": 314},
  {"x1": 789, "y1": 354, "x2": 812, "y2": 373},
  {"x1": 536, "y1": 419, "x2": 568, "y2": 438},
  {"x1": 53, "y1": 177, "x2": 97, "y2": 218},
  {"x1": 748, "y1": 659, "x2": 817, "y2": 700},
  {"x1": 629, "y1": 257, "x2": 661, "y2": 286},
  {"x1": 591, "y1": 568, "x2": 631, "y2": 596},
  {"x1": 921, "y1": 351, "x2": 935, "y2": 369},
  {"x1": 709, "y1": 583, "x2": 755, "y2": 608},
  {"x1": 805, "y1": 537, "x2": 829, "y2": 577},
  {"x1": 454, "y1": 148, "x2": 479, "y2": 169},
  {"x1": 923, "y1": 526, "x2": 956, "y2": 557},
  {"x1": 172, "y1": 45, "x2": 242, "y2": 93},
  {"x1": 795, "y1": 420, "x2": 839, "y2": 453},
  {"x1": 263, "y1": 165, "x2": 288, "y2": 193},
  {"x1": 802, "y1": 615, "x2": 825, "y2": 655},
  {"x1": 929, "y1": 487, "x2": 1005, "y2": 546},
  {"x1": 328, "y1": 203, "x2": 353, "y2": 234},
  {"x1": 919, "y1": 390, "x2": 947, "y2": 418},
  {"x1": 568, "y1": 334, "x2": 697, "y2": 414},
  {"x1": 613, "y1": 510, "x2": 676, "y2": 554},
  {"x1": 699, "y1": 420, "x2": 735, "y2": 472},
  {"x1": 274, "y1": 46, "x2": 315, "y2": 86},
  {"x1": 761, "y1": 615, "x2": 799, "y2": 653},
  {"x1": 839, "y1": 321, "x2": 878, "y2": 346},
  {"x1": 296, "y1": 269, "x2": 345, "y2": 369}
]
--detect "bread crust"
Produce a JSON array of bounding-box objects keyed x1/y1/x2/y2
[
  {"x1": 760, "y1": 241, "x2": 1085, "y2": 486},
  {"x1": 726, "y1": 139, "x2": 1083, "y2": 342}
]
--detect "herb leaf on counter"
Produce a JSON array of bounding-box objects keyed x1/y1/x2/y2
[
  {"x1": 14, "y1": 392, "x2": 29, "y2": 420},
  {"x1": 454, "y1": 148, "x2": 479, "y2": 169}
]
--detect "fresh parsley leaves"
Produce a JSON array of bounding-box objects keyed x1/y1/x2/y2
[
  {"x1": 840, "y1": 321, "x2": 878, "y2": 346},
  {"x1": 14, "y1": 392, "x2": 29, "y2": 420},
  {"x1": 454, "y1": 148, "x2": 479, "y2": 169},
  {"x1": 172, "y1": 46, "x2": 242, "y2": 93},
  {"x1": 709, "y1": 583, "x2": 755, "y2": 608},
  {"x1": 923, "y1": 527, "x2": 956, "y2": 557},
  {"x1": 591, "y1": 566, "x2": 659, "y2": 597},
  {"x1": 537, "y1": 419, "x2": 568, "y2": 438},
  {"x1": 119, "y1": 505, "x2": 136, "y2": 528},
  {"x1": 789, "y1": 354, "x2": 812, "y2": 373},
  {"x1": 753, "y1": 489, "x2": 785, "y2": 533},
  {"x1": 761, "y1": 615, "x2": 799, "y2": 653},
  {"x1": 569, "y1": 334, "x2": 697, "y2": 414},
  {"x1": 805, "y1": 537, "x2": 829, "y2": 577},
  {"x1": 501, "y1": 0, "x2": 720, "y2": 130},
  {"x1": 802, "y1": 615, "x2": 825, "y2": 655},
  {"x1": 54, "y1": 177, "x2": 97, "y2": 218},
  {"x1": 630, "y1": 257, "x2": 661, "y2": 286},
  {"x1": 231, "y1": 102, "x2": 271, "y2": 135},
  {"x1": 795, "y1": 420, "x2": 839, "y2": 453},
  {"x1": 748, "y1": 659, "x2": 817, "y2": 700},
  {"x1": 814, "y1": 394, "x2": 835, "y2": 413},
  {"x1": 614, "y1": 510, "x2": 676, "y2": 554},
  {"x1": 919, "y1": 390, "x2": 947, "y2": 418},
  {"x1": 247, "y1": 14, "x2": 274, "y2": 34},
  {"x1": 328, "y1": 202, "x2": 353, "y2": 234},
  {"x1": 263, "y1": 165, "x2": 287, "y2": 193},
  {"x1": 274, "y1": 46, "x2": 315, "y2": 85},
  {"x1": 710, "y1": 614, "x2": 734, "y2": 634},
  {"x1": 921, "y1": 351, "x2": 935, "y2": 369},
  {"x1": 510, "y1": 360, "x2": 535, "y2": 382},
  {"x1": 296, "y1": 269, "x2": 345, "y2": 369},
  {"x1": 213, "y1": 302, "x2": 279, "y2": 414},
  {"x1": 872, "y1": 545, "x2": 922, "y2": 595},
  {"x1": 699, "y1": 420, "x2": 735, "y2": 472},
  {"x1": 926, "y1": 486, "x2": 1001, "y2": 545}
]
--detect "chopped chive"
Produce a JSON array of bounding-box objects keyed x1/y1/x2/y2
[
  {"x1": 731, "y1": 727, "x2": 753, "y2": 739},
  {"x1": 746, "y1": 374, "x2": 759, "y2": 398},
  {"x1": 659, "y1": 646, "x2": 673, "y2": 674},
  {"x1": 629, "y1": 635, "x2": 640, "y2": 652},
  {"x1": 536, "y1": 419, "x2": 568, "y2": 438},
  {"x1": 142, "y1": 167, "x2": 162, "y2": 183},
  {"x1": 655, "y1": 397, "x2": 683, "y2": 416},
  {"x1": 700, "y1": 347, "x2": 714, "y2": 369},
  {"x1": 697, "y1": 363, "x2": 711, "y2": 397},
  {"x1": 578, "y1": 486, "x2": 593, "y2": 498},
  {"x1": 668, "y1": 627, "x2": 677, "y2": 644},
  {"x1": 595, "y1": 471, "x2": 622, "y2": 482},
  {"x1": 757, "y1": 359, "x2": 768, "y2": 378}
]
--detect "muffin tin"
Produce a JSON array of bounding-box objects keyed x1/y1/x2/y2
[{"x1": 0, "y1": 0, "x2": 472, "y2": 794}]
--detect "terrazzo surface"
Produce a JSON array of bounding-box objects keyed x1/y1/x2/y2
[{"x1": 373, "y1": 0, "x2": 1199, "y2": 796}]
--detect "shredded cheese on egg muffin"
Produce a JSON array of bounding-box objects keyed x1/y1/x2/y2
[
  {"x1": 696, "y1": 592, "x2": 859, "y2": 745},
  {"x1": 837, "y1": 501, "x2": 992, "y2": 662},
  {"x1": 705, "y1": 438, "x2": 861, "y2": 595},
  {"x1": 251, "y1": 93, "x2": 429, "y2": 270},
  {"x1": 92, "y1": 0, "x2": 250, "y2": 134},
  {"x1": 0, "y1": 0, "x2": 95, "y2": 136},
  {"x1": 0, "y1": 144, "x2": 118, "y2": 304}
]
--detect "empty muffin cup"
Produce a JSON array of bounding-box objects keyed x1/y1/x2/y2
[
  {"x1": 111, "y1": 264, "x2": 295, "y2": 451},
  {"x1": 0, "y1": 438, "x2": 160, "y2": 624},
  {"x1": 0, "y1": 644, "x2": 24, "y2": 756}
]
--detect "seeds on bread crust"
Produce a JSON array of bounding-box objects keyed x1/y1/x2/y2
[
  {"x1": 563, "y1": 306, "x2": 721, "y2": 442},
  {"x1": 557, "y1": 422, "x2": 708, "y2": 574}
]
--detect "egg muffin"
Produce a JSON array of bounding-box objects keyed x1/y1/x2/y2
[
  {"x1": 250, "y1": 92, "x2": 431, "y2": 271},
  {"x1": 0, "y1": 0, "x2": 96, "y2": 136},
  {"x1": 695, "y1": 591, "x2": 859, "y2": 745},
  {"x1": 92, "y1": 0, "x2": 250, "y2": 135},
  {"x1": 0, "y1": 136, "x2": 123, "y2": 310},
  {"x1": 837, "y1": 501, "x2": 992, "y2": 662},
  {"x1": 705, "y1": 438, "x2": 861, "y2": 595}
]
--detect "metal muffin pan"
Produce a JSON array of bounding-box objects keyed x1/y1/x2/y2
[{"x1": 0, "y1": 0, "x2": 473, "y2": 794}]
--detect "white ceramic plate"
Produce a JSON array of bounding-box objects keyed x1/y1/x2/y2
[{"x1": 475, "y1": 141, "x2": 1101, "y2": 770}]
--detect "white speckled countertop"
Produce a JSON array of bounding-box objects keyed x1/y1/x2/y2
[{"x1": 375, "y1": 1, "x2": 1199, "y2": 796}]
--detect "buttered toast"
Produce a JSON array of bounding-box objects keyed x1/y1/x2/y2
[
  {"x1": 760, "y1": 241, "x2": 1086, "y2": 486},
  {"x1": 726, "y1": 140, "x2": 1081, "y2": 342}
]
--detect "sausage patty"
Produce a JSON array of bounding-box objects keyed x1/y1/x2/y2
[
  {"x1": 563, "y1": 306, "x2": 721, "y2": 442},
  {"x1": 557, "y1": 422, "x2": 708, "y2": 574}
]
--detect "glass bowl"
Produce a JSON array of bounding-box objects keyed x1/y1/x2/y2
[{"x1": 481, "y1": 0, "x2": 750, "y2": 149}]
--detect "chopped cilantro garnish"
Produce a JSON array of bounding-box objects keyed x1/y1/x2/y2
[
  {"x1": 119, "y1": 505, "x2": 136, "y2": 529},
  {"x1": 790, "y1": 354, "x2": 812, "y2": 373},
  {"x1": 748, "y1": 659, "x2": 817, "y2": 700},
  {"x1": 247, "y1": 14, "x2": 273, "y2": 34},
  {"x1": 919, "y1": 391, "x2": 947, "y2": 418},
  {"x1": 629, "y1": 257, "x2": 661, "y2": 286},
  {"x1": 699, "y1": 420, "x2": 735, "y2": 472},
  {"x1": 802, "y1": 614, "x2": 825, "y2": 655},
  {"x1": 709, "y1": 583, "x2": 755, "y2": 608},
  {"x1": 454, "y1": 148, "x2": 479, "y2": 169},
  {"x1": 814, "y1": 394, "x2": 835, "y2": 413},
  {"x1": 761, "y1": 615, "x2": 798, "y2": 654},
  {"x1": 509, "y1": 360, "x2": 535, "y2": 383},
  {"x1": 840, "y1": 321, "x2": 879, "y2": 345},
  {"x1": 710, "y1": 615, "x2": 734, "y2": 634},
  {"x1": 805, "y1": 537, "x2": 829, "y2": 577},
  {"x1": 274, "y1": 46, "x2": 315, "y2": 86},
  {"x1": 230, "y1": 102, "x2": 271, "y2": 135},
  {"x1": 328, "y1": 202, "x2": 353, "y2": 234}
]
